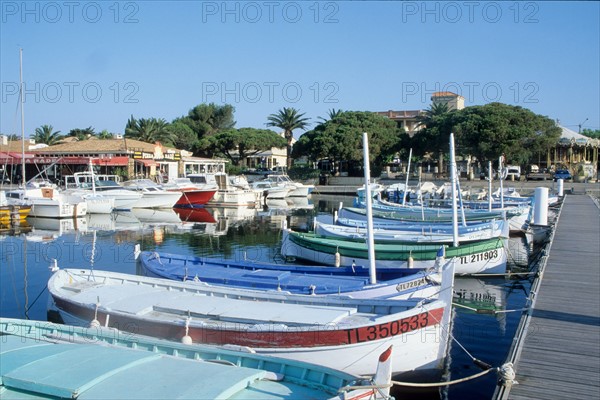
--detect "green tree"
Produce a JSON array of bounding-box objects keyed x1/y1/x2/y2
[
  {"x1": 292, "y1": 111, "x2": 400, "y2": 176},
  {"x1": 68, "y1": 126, "x2": 95, "y2": 140},
  {"x1": 33, "y1": 125, "x2": 63, "y2": 145},
  {"x1": 413, "y1": 102, "x2": 453, "y2": 174},
  {"x1": 266, "y1": 107, "x2": 310, "y2": 169},
  {"x1": 581, "y1": 128, "x2": 600, "y2": 139},
  {"x1": 167, "y1": 121, "x2": 199, "y2": 151},
  {"x1": 206, "y1": 128, "x2": 287, "y2": 165},
  {"x1": 98, "y1": 129, "x2": 114, "y2": 139},
  {"x1": 125, "y1": 116, "x2": 176, "y2": 145},
  {"x1": 451, "y1": 103, "x2": 562, "y2": 166},
  {"x1": 178, "y1": 103, "x2": 236, "y2": 138}
]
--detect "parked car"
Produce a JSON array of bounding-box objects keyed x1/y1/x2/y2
[
  {"x1": 479, "y1": 168, "x2": 497, "y2": 180},
  {"x1": 554, "y1": 169, "x2": 572, "y2": 181},
  {"x1": 503, "y1": 165, "x2": 522, "y2": 181}
]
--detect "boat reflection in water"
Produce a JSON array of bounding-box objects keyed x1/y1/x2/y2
[
  {"x1": 132, "y1": 208, "x2": 182, "y2": 225},
  {"x1": 505, "y1": 234, "x2": 532, "y2": 268},
  {"x1": 25, "y1": 217, "x2": 87, "y2": 242}
]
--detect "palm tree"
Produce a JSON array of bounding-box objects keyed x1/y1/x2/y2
[
  {"x1": 33, "y1": 125, "x2": 62, "y2": 145},
  {"x1": 125, "y1": 116, "x2": 175, "y2": 145},
  {"x1": 68, "y1": 126, "x2": 96, "y2": 140},
  {"x1": 266, "y1": 107, "x2": 310, "y2": 169},
  {"x1": 317, "y1": 108, "x2": 343, "y2": 123},
  {"x1": 415, "y1": 102, "x2": 450, "y2": 129},
  {"x1": 415, "y1": 102, "x2": 452, "y2": 176}
]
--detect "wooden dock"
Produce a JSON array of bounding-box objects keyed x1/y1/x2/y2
[{"x1": 495, "y1": 194, "x2": 600, "y2": 399}]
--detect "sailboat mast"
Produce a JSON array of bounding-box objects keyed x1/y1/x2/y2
[
  {"x1": 362, "y1": 132, "x2": 377, "y2": 284},
  {"x1": 19, "y1": 48, "x2": 26, "y2": 186}
]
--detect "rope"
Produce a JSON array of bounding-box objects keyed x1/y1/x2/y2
[
  {"x1": 452, "y1": 302, "x2": 530, "y2": 315},
  {"x1": 392, "y1": 367, "x2": 496, "y2": 387},
  {"x1": 24, "y1": 285, "x2": 48, "y2": 314},
  {"x1": 392, "y1": 362, "x2": 517, "y2": 388}
]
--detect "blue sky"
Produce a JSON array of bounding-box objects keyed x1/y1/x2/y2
[{"x1": 1, "y1": 1, "x2": 599, "y2": 138}]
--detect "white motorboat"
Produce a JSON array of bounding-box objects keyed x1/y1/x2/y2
[{"x1": 122, "y1": 179, "x2": 182, "y2": 208}]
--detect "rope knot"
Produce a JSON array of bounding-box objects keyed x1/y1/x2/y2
[{"x1": 498, "y1": 362, "x2": 518, "y2": 387}]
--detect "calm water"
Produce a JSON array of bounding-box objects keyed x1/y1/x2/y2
[{"x1": 0, "y1": 195, "x2": 537, "y2": 399}]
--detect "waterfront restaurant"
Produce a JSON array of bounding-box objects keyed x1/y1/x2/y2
[{"x1": 0, "y1": 136, "x2": 227, "y2": 184}]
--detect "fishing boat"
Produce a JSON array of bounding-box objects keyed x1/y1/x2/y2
[
  {"x1": 135, "y1": 247, "x2": 444, "y2": 299},
  {"x1": 281, "y1": 229, "x2": 506, "y2": 274},
  {"x1": 47, "y1": 257, "x2": 455, "y2": 378},
  {"x1": 0, "y1": 317, "x2": 394, "y2": 400},
  {"x1": 315, "y1": 219, "x2": 509, "y2": 243},
  {"x1": 343, "y1": 204, "x2": 530, "y2": 233},
  {"x1": 336, "y1": 214, "x2": 507, "y2": 234}
]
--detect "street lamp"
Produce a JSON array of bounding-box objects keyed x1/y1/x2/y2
[{"x1": 578, "y1": 118, "x2": 588, "y2": 133}]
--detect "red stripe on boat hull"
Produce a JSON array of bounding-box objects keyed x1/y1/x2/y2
[{"x1": 52, "y1": 296, "x2": 444, "y2": 348}]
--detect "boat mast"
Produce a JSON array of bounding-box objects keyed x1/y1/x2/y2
[
  {"x1": 488, "y1": 161, "x2": 493, "y2": 211},
  {"x1": 449, "y1": 132, "x2": 459, "y2": 247},
  {"x1": 402, "y1": 148, "x2": 412, "y2": 206},
  {"x1": 362, "y1": 132, "x2": 377, "y2": 284},
  {"x1": 19, "y1": 48, "x2": 25, "y2": 187}
]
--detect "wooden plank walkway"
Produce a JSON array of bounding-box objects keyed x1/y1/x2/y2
[{"x1": 496, "y1": 194, "x2": 600, "y2": 399}]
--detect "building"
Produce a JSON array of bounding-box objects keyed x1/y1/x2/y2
[
  {"x1": 0, "y1": 136, "x2": 227, "y2": 184},
  {"x1": 431, "y1": 91, "x2": 465, "y2": 110},
  {"x1": 375, "y1": 110, "x2": 424, "y2": 137},
  {"x1": 552, "y1": 125, "x2": 599, "y2": 180}
]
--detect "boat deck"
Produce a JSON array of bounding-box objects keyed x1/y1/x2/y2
[
  {"x1": 0, "y1": 333, "x2": 339, "y2": 399},
  {"x1": 54, "y1": 270, "x2": 422, "y2": 329},
  {"x1": 495, "y1": 194, "x2": 600, "y2": 399}
]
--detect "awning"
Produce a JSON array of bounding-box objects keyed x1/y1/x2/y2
[
  {"x1": 135, "y1": 159, "x2": 157, "y2": 167},
  {"x1": 92, "y1": 156, "x2": 129, "y2": 166}
]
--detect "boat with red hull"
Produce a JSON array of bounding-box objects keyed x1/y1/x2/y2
[
  {"x1": 162, "y1": 177, "x2": 217, "y2": 208},
  {"x1": 47, "y1": 258, "x2": 455, "y2": 378}
]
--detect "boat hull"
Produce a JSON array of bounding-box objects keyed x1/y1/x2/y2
[
  {"x1": 1, "y1": 317, "x2": 383, "y2": 400},
  {"x1": 282, "y1": 230, "x2": 507, "y2": 275},
  {"x1": 172, "y1": 189, "x2": 217, "y2": 208},
  {"x1": 207, "y1": 190, "x2": 260, "y2": 207},
  {"x1": 48, "y1": 267, "x2": 454, "y2": 377},
  {"x1": 132, "y1": 191, "x2": 182, "y2": 208},
  {"x1": 137, "y1": 250, "x2": 442, "y2": 299}
]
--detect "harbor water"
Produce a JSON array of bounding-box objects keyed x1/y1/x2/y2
[{"x1": 0, "y1": 195, "x2": 538, "y2": 399}]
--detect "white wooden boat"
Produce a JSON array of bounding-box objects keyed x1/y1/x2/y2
[
  {"x1": 135, "y1": 248, "x2": 445, "y2": 299},
  {"x1": 315, "y1": 219, "x2": 508, "y2": 243},
  {"x1": 344, "y1": 203, "x2": 530, "y2": 233},
  {"x1": 282, "y1": 228, "x2": 507, "y2": 275},
  {"x1": 48, "y1": 257, "x2": 455, "y2": 378},
  {"x1": 0, "y1": 318, "x2": 394, "y2": 400}
]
